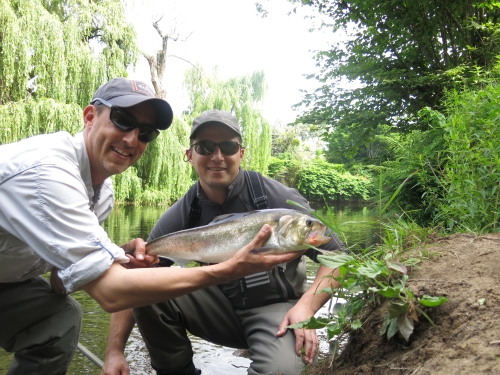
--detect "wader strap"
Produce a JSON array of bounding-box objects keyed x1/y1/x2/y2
[
  {"x1": 244, "y1": 170, "x2": 268, "y2": 209},
  {"x1": 242, "y1": 171, "x2": 270, "y2": 295},
  {"x1": 188, "y1": 193, "x2": 201, "y2": 229}
]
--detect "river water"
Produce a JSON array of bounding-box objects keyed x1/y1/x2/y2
[{"x1": 0, "y1": 204, "x2": 379, "y2": 374}]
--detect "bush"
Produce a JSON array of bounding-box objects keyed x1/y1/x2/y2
[{"x1": 296, "y1": 159, "x2": 374, "y2": 203}]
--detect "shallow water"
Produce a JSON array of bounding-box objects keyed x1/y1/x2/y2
[{"x1": 0, "y1": 204, "x2": 379, "y2": 374}]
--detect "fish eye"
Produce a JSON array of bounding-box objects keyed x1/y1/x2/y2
[{"x1": 306, "y1": 219, "x2": 312, "y2": 226}]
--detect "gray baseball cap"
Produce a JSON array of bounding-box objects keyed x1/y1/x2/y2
[
  {"x1": 190, "y1": 109, "x2": 241, "y2": 138},
  {"x1": 91, "y1": 77, "x2": 173, "y2": 130}
]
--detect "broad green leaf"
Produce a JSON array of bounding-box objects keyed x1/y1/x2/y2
[
  {"x1": 387, "y1": 261, "x2": 408, "y2": 274},
  {"x1": 327, "y1": 324, "x2": 342, "y2": 339},
  {"x1": 388, "y1": 300, "x2": 409, "y2": 318},
  {"x1": 287, "y1": 316, "x2": 329, "y2": 330},
  {"x1": 350, "y1": 319, "x2": 362, "y2": 330},
  {"x1": 351, "y1": 298, "x2": 366, "y2": 315},
  {"x1": 387, "y1": 317, "x2": 399, "y2": 339},
  {"x1": 379, "y1": 314, "x2": 391, "y2": 336},
  {"x1": 419, "y1": 295, "x2": 448, "y2": 307},
  {"x1": 316, "y1": 287, "x2": 333, "y2": 295},
  {"x1": 357, "y1": 263, "x2": 383, "y2": 278},
  {"x1": 397, "y1": 314, "x2": 414, "y2": 342},
  {"x1": 369, "y1": 286, "x2": 402, "y2": 298},
  {"x1": 317, "y1": 254, "x2": 354, "y2": 269}
]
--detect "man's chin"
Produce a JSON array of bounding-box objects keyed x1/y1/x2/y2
[{"x1": 104, "y1": 162, "x2": 131, "y2": 177}]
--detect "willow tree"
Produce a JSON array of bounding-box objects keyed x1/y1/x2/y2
[
  {"x1": 0, "y1": 0, "x2": 193, "y2": 205},
  {"x1": 0, "y1": 0, "x2": 138, "y2": 142},
  {"x1": 183, "y1": 66, "x2": 272, "y2": 174}
]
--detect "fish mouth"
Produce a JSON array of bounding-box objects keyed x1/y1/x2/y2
[{"x1": 305, "y1": 231, "x2": 330, "y2": 246}]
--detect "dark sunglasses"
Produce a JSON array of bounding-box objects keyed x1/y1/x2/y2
[
  {"x1": 191, "y1": 140, "x2": 243, "y2": 156},
  {"x1": 93, "y1": 98, "x2": 159, "y2": 143}
]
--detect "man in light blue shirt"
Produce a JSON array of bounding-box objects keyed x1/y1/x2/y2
[{"x1": 0, "y1": 78, "x2": 300, "y2": 375}]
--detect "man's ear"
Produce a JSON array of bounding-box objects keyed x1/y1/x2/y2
[
  {"x1": 83, "y1": 105, "x2": 96, "y2": 129},
  {"x1": 185, "y1": 149, "x2": 193, "y2": 164}
]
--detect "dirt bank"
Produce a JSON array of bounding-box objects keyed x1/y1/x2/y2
[{"x1": 305, "y1": 233, "x2": 500, "y2": 375}]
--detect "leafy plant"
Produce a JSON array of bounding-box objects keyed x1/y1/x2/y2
[{"x1": 287, "y1": 201, "x2": 447, "y2": 360}]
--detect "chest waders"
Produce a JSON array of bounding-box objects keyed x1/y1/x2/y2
[{"x1": 188, "y1": 171, "x2": 273, "y2": 306}]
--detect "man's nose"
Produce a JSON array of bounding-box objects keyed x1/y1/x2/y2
[
  {"x1": 210, "y1": 146, "x2": 224, "y2": 160},
  {"x1": 122, "y1": 128, "x2": 140, "y2": 146}
]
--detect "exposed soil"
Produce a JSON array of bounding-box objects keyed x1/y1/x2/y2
[{"x1": 305, "y1": 233, "x2": 500, "y2": 375}]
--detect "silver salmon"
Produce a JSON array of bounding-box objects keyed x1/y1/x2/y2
[{"x1": 145, "y1": 209, "x2": 330, "y2": 266}]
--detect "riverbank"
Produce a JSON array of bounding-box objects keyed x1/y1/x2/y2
[{"x1": 303, "y1": 232, "x2": 500, "y2": 375}]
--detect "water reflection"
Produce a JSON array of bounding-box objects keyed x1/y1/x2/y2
[{"x1": 0, "y1": 204, "x2": 379, "y2": 374}]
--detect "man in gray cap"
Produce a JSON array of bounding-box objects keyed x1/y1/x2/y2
[
  {"x1": 103, "y1": 109, "x2": 345, "y2": 375},
  {"x1": 0, "y1": 82, "x2": 300, "y2": 375}
]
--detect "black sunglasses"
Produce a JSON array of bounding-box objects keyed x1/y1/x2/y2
[
  {"x1": 191, "y1": 140, "x2": 243, "y2": 156},
  {"x1": 93, "y1": 98, "x2": 159, "y2": 143}
]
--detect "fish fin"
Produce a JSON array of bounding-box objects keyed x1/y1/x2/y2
[
  {"x1": 167, "y1": 258, "x2": 192, "y2": 268},
  {"x1": 210, "y1": 213, "x2": 236, "y2": 223},
  {"x1": 278, "y1": 262, "x2": 287, "y2": 270}
]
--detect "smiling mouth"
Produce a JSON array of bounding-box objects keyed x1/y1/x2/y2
[
  {"x1": 112, "y1": 146, "x2": 131, "y2": 157},
  {"x1": 208, "y1": 167, "x2": 225, "y2": 171}
]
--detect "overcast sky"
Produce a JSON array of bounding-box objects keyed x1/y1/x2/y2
[{"x1": 126, "y1": 0, "x2": 333, "y2": 125}]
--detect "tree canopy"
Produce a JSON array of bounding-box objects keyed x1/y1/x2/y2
[
  {"x1": 287, "y1": 0, "x2": 500, "y2": 163},
  {"x1": 0, "y1": 0, "x2": 140, "y2": 147}
]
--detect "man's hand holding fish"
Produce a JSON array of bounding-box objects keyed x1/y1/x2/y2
[
  {"x1": 120, "y1": 238, "x2": 159, "y2": 269},
  {"x1": 83, "y1": 224, "x2": 303, "y2": 312},
  {"x1": 205, "y1": 223, "x2": 305, "y2": 277}
]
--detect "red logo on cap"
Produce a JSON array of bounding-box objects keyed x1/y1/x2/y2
[{"x1": 131, "y1": 80, "x2": 155, "y2": 97}]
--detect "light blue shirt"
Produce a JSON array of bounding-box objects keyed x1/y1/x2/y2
[{"x1": 0, "y1": 131, "x2": 129, "y2": 293}]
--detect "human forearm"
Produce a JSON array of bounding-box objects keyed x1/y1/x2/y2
[
  {"x1": 106, "y1": 309, "x2": 135, "y2": 354},
  {"x1": 84, "y1": 225, "x2": 302, "y2": 312},
  {"x1": 276, "y1": 265, "x2": 340, "y2": 363},
  {"x1": 296, "y1": 265, "x2": 340, "y2": 314},
  {"x1": 84, "y1": 262, "x2": 245, "y2": 312},
  {"x1": 101, "y1": 310, "x2": 135, "y2": 375}
]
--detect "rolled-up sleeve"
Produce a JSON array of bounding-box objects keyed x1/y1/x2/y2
[{"x1": 0, "y1": 160, "x2": 128, "y2": 293}]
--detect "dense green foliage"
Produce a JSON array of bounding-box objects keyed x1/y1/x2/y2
[
  {"x1": 373, "y1": 75, "x2": 500, "y2": 232},
  {"x1": 296, "y1": 159, "x2": 373, "y2": 202},
  {"x1": 183, "y1": 66, "x2": 272, "y2": 174},
  {"x1": 425, "y1": 85, "x2": 500, "y2": 232},
  {"x1": 0, "y1": 0, "x2": 138, "y2": 110},
  {"x1": 268, "y1": 156, "x2": 374, "y2": 203},
  {"x1": 254, "y1": 0, "x2": 500, "y2": 232},
  {"x1": 286, "y1": 0, "x2": 500, "y2": 164},
  {"x1": 0, "y1": 0, "x2": 136, "y2": 140}
]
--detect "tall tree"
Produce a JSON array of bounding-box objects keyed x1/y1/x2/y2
[
  {"x1": 183, "y1": 66, "x2": 272, "y2": 174},
  {"x1": 285, "y1": 0, "x2": 500, "y2": 163},
  {"x1": 0, "y1": 0, "x2": 139, "y2": 143}
]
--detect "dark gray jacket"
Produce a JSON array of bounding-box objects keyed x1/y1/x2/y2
[{"x1": 149, "y1": 169, "x2": 345, "y2": 309}]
